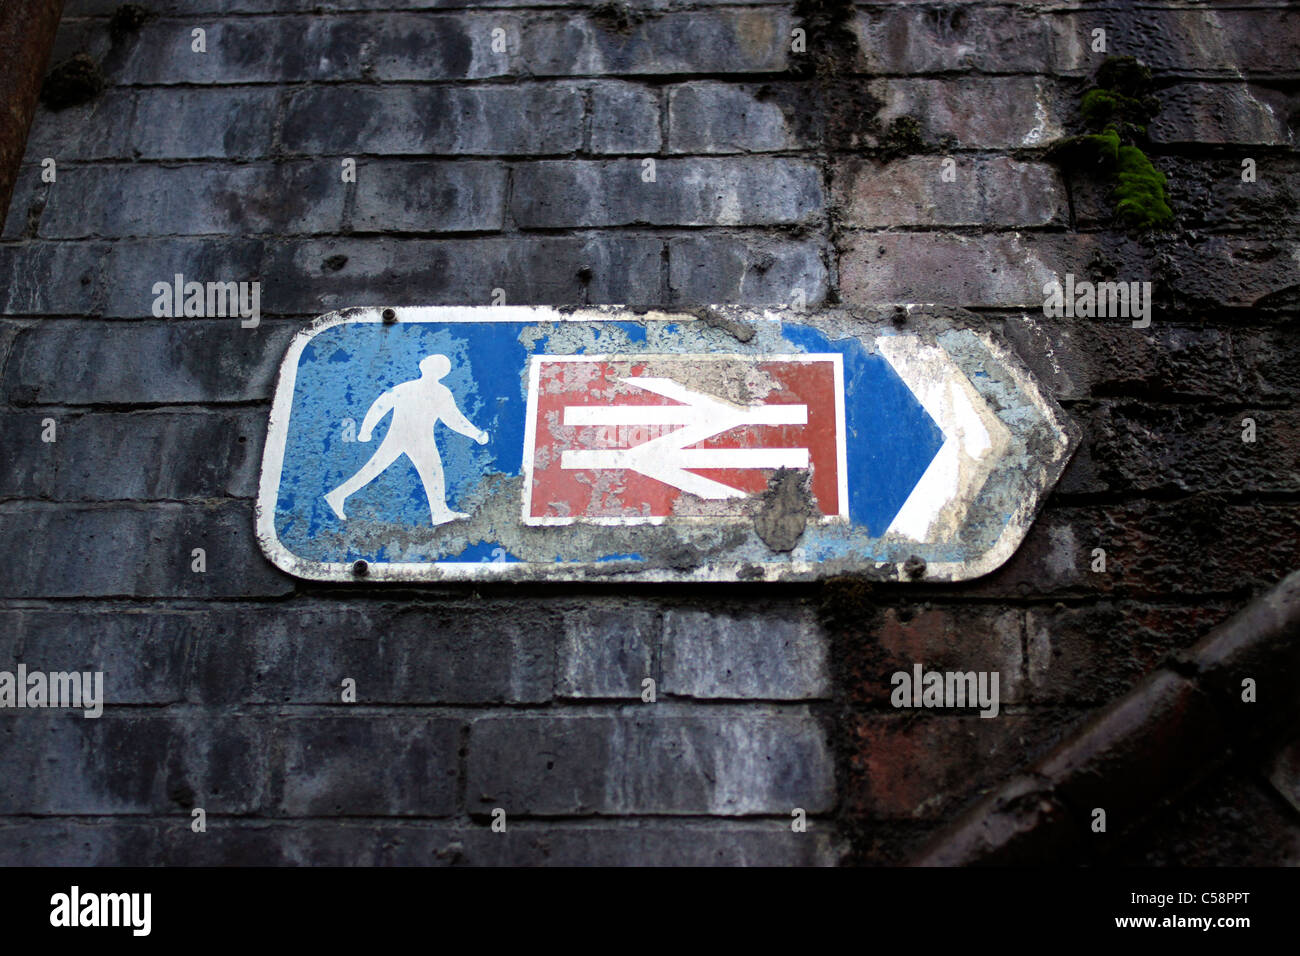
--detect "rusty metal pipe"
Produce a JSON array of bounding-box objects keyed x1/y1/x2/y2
[
  {"x1": 0, "y1": 0, "x2": 65, "y2": 235},
  {"x1": 912, "y1": 569, "x2": 1300, "y2": 866}
]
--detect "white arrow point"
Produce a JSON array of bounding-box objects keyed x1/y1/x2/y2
[{"x1": 877, "y1": 337, "x2": 1012, "y2": 543}]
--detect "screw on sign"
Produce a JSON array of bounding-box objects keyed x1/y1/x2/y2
[{"x1": 255, "y1": 306, "x2": 1078, "y2": 583}]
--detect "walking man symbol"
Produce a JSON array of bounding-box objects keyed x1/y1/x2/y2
[{"x1": 324, "y1": 354, "x2": 490, "y2": 526}]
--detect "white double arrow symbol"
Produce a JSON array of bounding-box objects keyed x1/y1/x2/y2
[{"x1": 560, "y1": 377, "x2": 808, "y2": 499}]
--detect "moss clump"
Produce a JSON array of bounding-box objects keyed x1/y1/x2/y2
[
  {"x1": 1080, "y1": 89, "x2": 1152, "y2": 139},
  {"x1": 1050, "y1": 126, "x2": 1120, "y2": 167},
  {"x1": 1115, "y1": 145, "x2": 1173, "y2": 227},
  {"x1": 1050, "y1": 55, "x2": 1172, "y2": 230}
]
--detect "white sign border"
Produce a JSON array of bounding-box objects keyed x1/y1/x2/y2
[{"x1": 255, "y1": 306, "x2": 1077, "y2": 583}]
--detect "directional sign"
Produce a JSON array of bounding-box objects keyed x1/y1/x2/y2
[{"x1": 256, "y1": 306, "x2": 1078, "y2": 582}]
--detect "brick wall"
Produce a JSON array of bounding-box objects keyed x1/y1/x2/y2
[{"x1": 0, "y1": 0, "x2": 1297, "y2": 865}]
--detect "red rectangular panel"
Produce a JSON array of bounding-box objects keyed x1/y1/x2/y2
[{"x1": 523, "y1": 354, "x2": 844, "y2": 523}]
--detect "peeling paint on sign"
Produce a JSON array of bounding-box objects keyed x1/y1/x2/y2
[{"x1": 255, "y1": 305, "x2": 1078, "y2": 583}]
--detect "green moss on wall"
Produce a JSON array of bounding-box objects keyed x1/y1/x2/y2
[
  {"x1": 1115, "y1": 145, "x2": 1173, "y2": 227},
  {"x1": 1050, "y1": 56, "x2": 1172, "y2": 229}
]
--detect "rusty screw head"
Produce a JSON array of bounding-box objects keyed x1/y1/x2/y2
[
  {"x1": 352, "y1": 559, "x2": 369, "y2": 577},
  {"x1": 382, "y1": 308, "x2": 396, "y2": 323}
]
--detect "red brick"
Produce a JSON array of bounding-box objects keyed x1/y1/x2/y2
[
  {"x1": 833, "y1": 607, "x2": 1023, "y2": 707},
  {"x1": 845, "y1": 714, "x2": 1043, "y2": 820}
]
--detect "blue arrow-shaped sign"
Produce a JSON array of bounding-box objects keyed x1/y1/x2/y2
[{"x1": 256, "y1": 306, "x2": 1078, "y2": 582}]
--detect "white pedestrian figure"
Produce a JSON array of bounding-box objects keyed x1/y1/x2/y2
[{"x1": 324, "y1": 354, "x2": 489, "y2": 526}]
